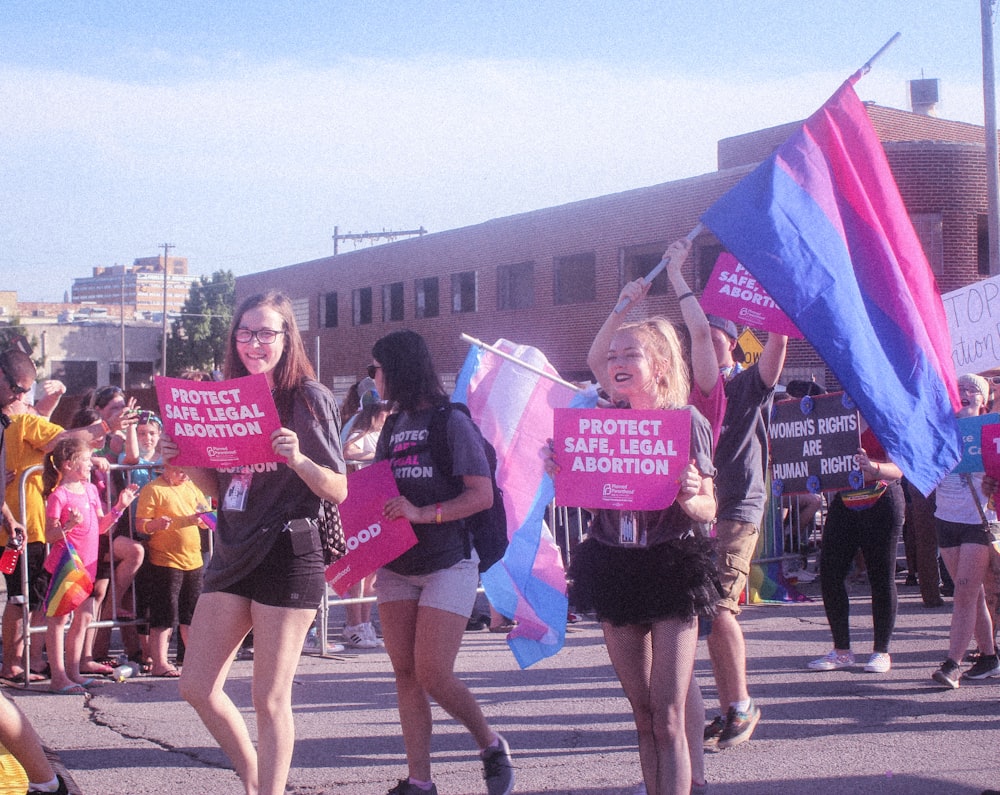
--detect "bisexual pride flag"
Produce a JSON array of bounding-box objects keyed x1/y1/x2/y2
[
  {"x1": 44, "y1": 539, "x2": 93, "y2": 618},
  {"x1": 453, "y1": 339, "x2": 598, "y2": 668},
  {"x1": 702, "y1": 72, "x2": 960, "y2": 496}
]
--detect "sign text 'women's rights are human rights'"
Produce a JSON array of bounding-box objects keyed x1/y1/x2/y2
[
  {"x1": 552, "y1": 408, "x2": 690, "y2": 511},
  {"x1": 155, "y1": 374, "x2": 283, "y2": 468}
]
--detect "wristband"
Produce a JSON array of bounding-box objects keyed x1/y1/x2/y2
[
  {"x1": 109, "y1": 506, "x2": 124, "y2": 520},
  {"x1": 677, "y1": 291, "x2": 696, "y2": 302},
  {"x1": 435, "y1": 503, "x2": 443, "y2": 524},
  {"x1": 101, "y1": 420, "x2": 111, "y2": 434}
]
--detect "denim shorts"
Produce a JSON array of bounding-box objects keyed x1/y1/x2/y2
[{"x1": 375, "y1": 557, "x2": 480, "y2": 618}]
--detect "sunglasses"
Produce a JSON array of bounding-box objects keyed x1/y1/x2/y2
[{"x1": 367, "y1": 364, "x2": 381, "y2": 379}]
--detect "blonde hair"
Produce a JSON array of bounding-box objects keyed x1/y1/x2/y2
[{"x1": 619, "y1": 317, "x2": 690, "y2": 409}]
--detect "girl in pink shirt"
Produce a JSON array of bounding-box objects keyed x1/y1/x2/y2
[{"x1": 43, "y1": 435, "x2": 137, "y2": 694}]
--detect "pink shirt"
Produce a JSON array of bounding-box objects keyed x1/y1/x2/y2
[{"x1": 44, "y1": 482, "x2": 103, "y2": 579}]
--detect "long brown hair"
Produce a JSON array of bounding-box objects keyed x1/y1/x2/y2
[
  {"x1": 226, "y1": 291, "x2": 316, "y2": 419},
  {"x1": 42, "y1": 435, "x2": 91, "y2": 499}
]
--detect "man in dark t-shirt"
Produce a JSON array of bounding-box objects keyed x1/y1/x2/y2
[{"x1": 704, "y1": 316, "x2": 787, "y2": 751}]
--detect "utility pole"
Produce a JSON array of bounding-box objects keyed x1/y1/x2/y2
[
  {"x1": 983, "y1": 0, "x2": 1000, "y2": 274},
  {"x1": 332, "y1": 225, "x2": 426, "y2": 255},
  {"x1": 161, "y1": 242, "x2": 174, "y2": 375}
]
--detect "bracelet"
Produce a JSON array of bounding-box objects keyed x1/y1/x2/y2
[
  {"x1": 677, "y1": 291, "x2": 696, "y2": 302},
  {"x1": 109, "y1": 506, "x2": 123, "y2": 520},
  {"x1": 435, "y1": 503, "x2": 443, "y2": 524},
  {"x1": 101, "y1": 420, "x2": 111, "y2": 434}
]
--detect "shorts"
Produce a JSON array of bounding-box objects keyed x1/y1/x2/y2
[
  {"x1": 2, "y1": 542, "x2": 48, "y2": 609},
  {"x1": 568, "y1": 534, "x2": 719, "y2": 626},
  {"x1": 217, "y1": 531, "x2": 326, "y2": 610},
  {"x1": 375, "y1": 557, "x2": 480, "y2": 618},
  {"x1": 937, "y1": 518, "x2": 995, "y2": 549},
  {"x1": 713, "y1": 518, "x2": 760, "y2": 616},
  {"x1": 145, "y1": 563, "x2": 203, "y2": 629}
]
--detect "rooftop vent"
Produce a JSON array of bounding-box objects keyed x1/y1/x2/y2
[{"x1": 910, "y1": 78, "x2": 940, "y2": 116}]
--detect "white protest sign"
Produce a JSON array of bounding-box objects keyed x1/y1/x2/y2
[{"x1": 942, "y1": 274, "x2": 1000, "y2": 375}]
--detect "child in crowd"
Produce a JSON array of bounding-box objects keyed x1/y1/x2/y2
[
  {"x1": 43, "y1": 435, "x2": 138, "y2": 694},
  {"x1": 134, "y1": 463, "x2": 209, "y2": 678}
]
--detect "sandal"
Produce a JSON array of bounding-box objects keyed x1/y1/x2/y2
[
  {"x1": 150, "y1": 667, "x2": 181, "y2": 678},
  {"x1": 128, "y1": 653, "x2": 153, "y2": 674}
]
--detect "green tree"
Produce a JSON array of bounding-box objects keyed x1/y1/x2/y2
[
  {"x1": 165, "y1": 271, "x2": 235, "y2": 377},
  {"x1": 0, "y1": 319, "x2": 44, "y2": 367}
]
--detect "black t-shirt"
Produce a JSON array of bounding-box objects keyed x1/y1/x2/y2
[{"x1": 375, "y1": 405, "x2": 490, "y2": 576}]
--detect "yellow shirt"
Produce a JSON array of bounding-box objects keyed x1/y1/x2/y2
[
  {"x1": 4, "y1": 414, "x2": 63, "y2": 544},
  {"x1": 135, "y1": 476, "x2": 207, "y2": 571}
]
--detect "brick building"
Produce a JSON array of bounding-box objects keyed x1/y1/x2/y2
[
  {"x1": 72, "y1": 255, "x2": 197, "y2": 316},
  {"x1": 235, "y1": 102, "x2": 995, "y2": 399}
]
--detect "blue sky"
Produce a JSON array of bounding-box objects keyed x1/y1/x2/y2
[{"x1": 1, "y1": 1, "x2": 992, "y2": 301}]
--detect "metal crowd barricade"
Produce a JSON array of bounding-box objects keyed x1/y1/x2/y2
[{"x1": 10, "y1": 461, "x2": 217, "y2": 683}]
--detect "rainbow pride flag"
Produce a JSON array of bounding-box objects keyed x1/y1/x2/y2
[
  {"x1": 197, "y1": 510, "x2": 218, "y2": 531},
  {"x1": 44, "y1": 540, "x2": 93, "y2": 618}
]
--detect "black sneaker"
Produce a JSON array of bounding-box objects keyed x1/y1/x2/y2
[
  {"x1": 717, "y1": 699, "x2": 761, "y2": 749},
  {"x1": 481, "y1": 734, "x2": 514, "y2": 795},
  {"x1": 703, "y1": 715, "x2": 725, "y2": 750},
  {"x1": 27, "y1": 775, "x2": 68, "y2": 795},
  {"x1": 964, "y1": 653, "x2": 1000, "y2": 680},
  {"x1": 386, "y1": 780, "x2": 438, "y2": 795},
  {"x1": 932, "y1": 658, "x2": 961, "y2": 689}
]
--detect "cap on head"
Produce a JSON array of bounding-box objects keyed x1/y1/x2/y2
[
  {"x1": 958, "y1": 373, "x2": 990, "y2": 402},
  {"x1": 706, "y1": 315, "x2": 738, "y2": 341}
]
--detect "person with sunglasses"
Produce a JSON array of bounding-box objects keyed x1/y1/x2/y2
[{"x1": 160, "y1": 291, "x2": 346, "y2": 795}]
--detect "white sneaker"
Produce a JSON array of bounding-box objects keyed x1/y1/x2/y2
[
  {"x1": 808, "y1": 650, "x2": 855, "y2": 670},
  {"x1": 864, "y1": 652, "x2": 891, "y2": 673},
  {"x1": 362, "y1": 622, "x2": 384, "y2": 647},
  {"x1": 343, "y1": 623, "x2": 380, "y2": 649}
]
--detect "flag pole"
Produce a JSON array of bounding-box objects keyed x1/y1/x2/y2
[
  {"x1": 459, "y1": 334, "x2": 582, "y2": 391},
  {"x1": 860, "y1": 32, "x2": 901, "y2": 75},
  {"x1": 614, "y1": 222, "x2": 703, "y2": 313}
]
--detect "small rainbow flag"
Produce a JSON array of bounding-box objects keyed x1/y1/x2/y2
[
  {"x1": 197, "y1": 510, "x2": 218, "y2": 531},
  {"x1": 44, "y1": 540, "x2": 93, "y2": 618}
]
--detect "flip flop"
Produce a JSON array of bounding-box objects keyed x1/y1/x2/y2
[
  {"x1": 150, "y1": 668, "x2": 181, "y2": 678},
  {"x1": 49, "y1": 683, "x2": 86, "y2": 695},
  {"x1": 80, "y1": 663, "x2": 115, "y2": 676},
  {"x1": 0, "y1": 671, "x2": 47, "y2": 684}
]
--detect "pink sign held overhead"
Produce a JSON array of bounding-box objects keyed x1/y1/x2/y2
[
  {"x1": 699, "y1": 252, "x2": 802, "y2": 339},
  {"x1": 325, "y1": 461, "x2": 417, "y2": 597},
  {"x1": 155, "y1": 374, "x2": 282, "y2": 468},
  {"x1": 552, "y1": 408, "x2": 690, "y2": 511}
]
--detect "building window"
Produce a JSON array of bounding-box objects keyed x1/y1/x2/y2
[
  {"x1": 695, "y1": 243, "x2": 724, "y2": 290},
  {"x1": 978, "y1": 214, "x2": 991, "y2": 276},
  {"x1": 322, "y1": 292, "x2": 338, "y2": 328},
  {"x1": 451, "y1": 271, "x2": 478, "y2": 313},
  {"x1": 352, "y1": 287, "x2": 372, "y2": 326},
  {"x1": 498, "y1": 261, "x2": 534, "y2": 310},
  {"x1": 415, "y1": 277, "x2": 439, "y2": 319},
  {"x1": 911, "y1": 212, "x2": 944, "y2": 275},
  {"x1": 624, "y1": 244, "x2": 669, "y2": 296},
  {"x1": 382, "y1": 282, "x2": 404, "y2": 322},
  {"x1": 554, "y1": 252, "x2": 596, "y2": 305},
  {"x1": 292, "y1": 297, "x2": 310, "y2": 332}
]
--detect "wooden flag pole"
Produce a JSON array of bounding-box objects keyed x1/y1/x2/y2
[{"x1": 459, "y1": 334, "x2": 582, "y2": 391}]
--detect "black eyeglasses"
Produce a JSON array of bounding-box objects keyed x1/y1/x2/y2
[
  {"x1": 367, "y1": 364, "x2": 382, "y2": 379},
  {"x1": 235, "y1": 328, "x2": 286, "y2": 345},
  {"x1": 0, "y1": 365, "x2": 29, "y2": 396}
]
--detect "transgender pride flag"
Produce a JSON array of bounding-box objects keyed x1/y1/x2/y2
[
  {"x1": 702, "y1": 71, "x2": 960, "y2": 496},
  {"x1": 453, "y1": 339, "x2": 598, "y2": 668},
  {"x1": 44, "y1": 539, "x2": 93, "y2": 618}
]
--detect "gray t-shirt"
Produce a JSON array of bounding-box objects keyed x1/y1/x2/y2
[
  {"x1": 376, "y1": 404, "x2": 490, "y2": 576},
  {"x1": 714, "y1": 364, "x2": 775, "y2": 525},
  {"x1": 204, "y1": 380, "x2": 345, "y2": 592}
]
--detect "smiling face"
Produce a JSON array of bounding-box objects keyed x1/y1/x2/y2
[
  {"x1": 607, "y1": 329, "x2": 658, "y2": 408},
  {"x1": 62, "y1": 447, "x2": 94, "y2": 483},
  {"x1": 234, "y1": 306, "x2": 287, "y2": 387}
]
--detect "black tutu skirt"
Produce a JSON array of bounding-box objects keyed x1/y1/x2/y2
[{"x1": 568, "y1": 534, "x2": 719, "y2": 626}]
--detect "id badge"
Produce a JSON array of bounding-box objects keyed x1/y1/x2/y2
[
  {"x1": 619, "y1": 512, "x2": 637, "y2": 545},
  {"x1": 223, "y1": 472, "x2": 252, "y2": 512}
]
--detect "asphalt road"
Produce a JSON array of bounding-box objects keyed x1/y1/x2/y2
[{"x1": 4, "y1": 576, "x2": 1000, "y2": 795}]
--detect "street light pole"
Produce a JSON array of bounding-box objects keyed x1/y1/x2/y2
[{"x1": 161, "y1": 242, "x2": 174, "y2": 375}]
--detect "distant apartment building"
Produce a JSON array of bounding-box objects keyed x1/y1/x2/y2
[
  {"x1": 235, "y1": 92, "x2": 995, "y2": 398},
  {"x1": 72, "y1": 255, "x2": 197, "y2": 316}
]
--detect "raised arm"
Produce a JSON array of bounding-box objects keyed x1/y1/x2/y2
[
  {"x1": 664, "y1": 239, "x2": 716, "y2": 397},
  {"x1": 757, "y1": 332, "x2": 788, "y2": 389}
]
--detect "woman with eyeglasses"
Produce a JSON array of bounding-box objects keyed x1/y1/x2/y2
[{"x1": 160, "y1": 291, "x2": 347, "y2": 795}]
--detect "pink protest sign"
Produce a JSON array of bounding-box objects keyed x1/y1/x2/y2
[
  {"x1": 981, "y1": 422, "x2": 1000, "y2": 481},
  {"x1": 325, "y1": 461, "x2": 417, "y2": 597},
  {"x1": 155, "y1": 374, "x2": 282, "y2": 468},
  {"x1": 699, "y1": 252, "x2": 802, "y2": 339},
  {"x1": 552, "y1": 408, "x2": 690, "y2": 511}
]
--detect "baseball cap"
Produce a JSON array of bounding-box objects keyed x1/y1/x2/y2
[{"x1": 706, "y1": 315, "x2": 738, "y2": 341}]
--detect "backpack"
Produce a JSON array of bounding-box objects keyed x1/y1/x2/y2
[{"x1": 384, "y1": 402, "x2": 508, "y2": 572}]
